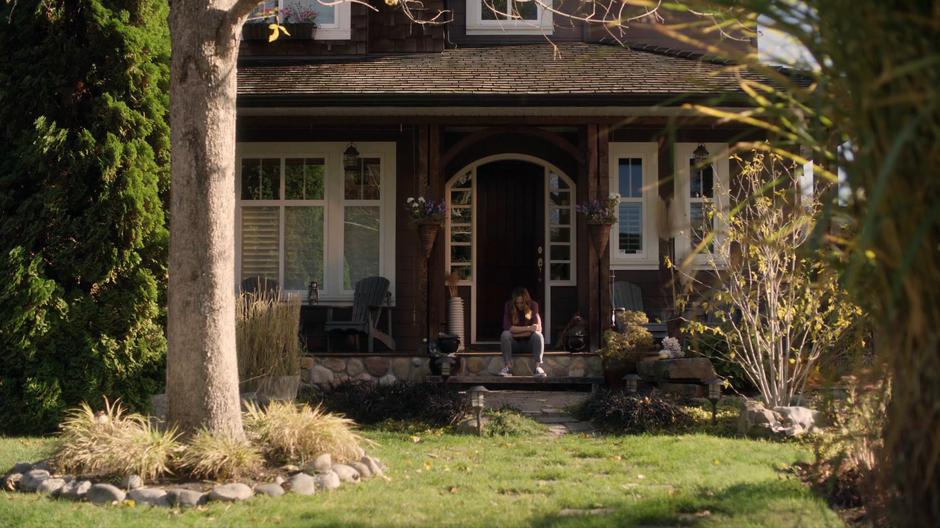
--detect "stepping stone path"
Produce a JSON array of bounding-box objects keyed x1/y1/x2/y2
[{"x1": 484, "y1": 390, "x2": 595, "y2": 436}]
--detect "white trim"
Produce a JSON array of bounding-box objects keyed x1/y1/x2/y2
[
  {"x1": 466, "y1": 0, "x2": 554, "y2": 35},
  {"x1": 235, "y1": 142, "x2": 396, "y2": 302},
  {"x1": 445, "y1": 153, "x2": 576, "y2": 345},
  {"x1": 311, "y1": 0, "x2": 351, "y2": 40},
  {"x1": 672, "y1": 142, "x2": 730, "y2": 270},
  {"x1": 608, "y1": 142, "x2": 660, "y2": 270}
]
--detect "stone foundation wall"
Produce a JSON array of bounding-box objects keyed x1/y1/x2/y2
[
  {"x1": 301, "y1": 353, "x2": 604, "y2": 386},
  {"x1": 301, "y1": 355, "x2": 430, "y2": 386}
]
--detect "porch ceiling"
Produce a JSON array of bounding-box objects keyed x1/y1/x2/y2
[{"x1": 237, "y1": 42, "x2": 774, "y2": 107}]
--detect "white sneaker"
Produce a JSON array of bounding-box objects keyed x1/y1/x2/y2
[
  {"x1": 534, "y1": 366, "x2": 547, "y2": 378},
  {"x1": 498, "y1": 366, "x2": 512, "y2": 377}
]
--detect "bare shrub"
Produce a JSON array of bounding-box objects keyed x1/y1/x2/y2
[
  {"x1": 55, "y1": 398, "x2": 179, "y2": 480},
  {"x1": 244, "y1": 400, "x2": 371, "y2": 465},
  {"x1": 679, "y1": 151, "x2": 863, "y2": 407}
]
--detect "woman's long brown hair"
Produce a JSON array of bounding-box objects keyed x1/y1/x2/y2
[{"x1": 510, "y1": 287, "x2": 533, "y2": 325}]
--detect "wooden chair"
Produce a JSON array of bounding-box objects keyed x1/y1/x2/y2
[
  {"x1": 612, "y1": 280, "x2": 668, "y2": 340},
  {"x1": 324, "y1": 276, "x2": 396, "y2": 353}
]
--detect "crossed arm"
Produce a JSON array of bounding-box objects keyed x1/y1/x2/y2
[{"x1": 510, "y1": 314, "x2": 542, "y2": 338}]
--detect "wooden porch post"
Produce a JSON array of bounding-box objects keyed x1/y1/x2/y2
[
  {"x1": 428, "y1": 125, "x2": 445, "y2": 344},
  {"x1": 576, "y1": 124, "x2": 611, "y2": 351}
]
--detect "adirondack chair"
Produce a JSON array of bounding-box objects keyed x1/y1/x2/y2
[
  {"x1": 324, "y1": 276, "x2": 396, "y2": 353},
  {"x1": 612, "y1": 280, "x2": 668, "y2": 340}
]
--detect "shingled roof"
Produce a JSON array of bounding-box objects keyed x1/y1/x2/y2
[{"x1": 238, "y1": 42, "x2": 764, "y2": 107}]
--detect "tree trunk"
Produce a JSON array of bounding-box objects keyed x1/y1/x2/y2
[{"x1": 166, "y1": 0, "x2": 250, "y2": 438}]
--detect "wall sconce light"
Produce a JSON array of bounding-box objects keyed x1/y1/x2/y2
[
  {"x1": 693, "y1": 144, "x2": 710, "y2": 167},
  {"x1": 343, "y1": 143, "x2": 360, "y2": 173}
]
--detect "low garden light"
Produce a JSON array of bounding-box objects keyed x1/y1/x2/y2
[
  {"x1": 706, "y1": 379, "x2": 722, "y2": 424},
  {"x1": 468, "y1": 385, "x2": 489, "y2": 436},
  {"x1": 623, "y1": 374, "x2": 640, "y2": 394}
]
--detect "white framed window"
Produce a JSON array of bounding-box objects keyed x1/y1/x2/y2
[
  {"x1": 673, "y1": 143, "x2": 730, "y2": 269},
  {"x1": 236, "y1": 142, "x2": 396, "y2": 302},
  {"x1": 608, "y1": 142, "x2": 660, "y2": 269},
  {"x1": 248, "y1": 0, "x2": 351, "y2": 40},
  {"x1": 466, "y1": 0, "x2": 554, "y2": 35}
]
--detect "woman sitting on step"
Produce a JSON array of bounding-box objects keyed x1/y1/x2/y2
[{"x1": 499, "y1": 287, "x2": 547, "y2": 378}]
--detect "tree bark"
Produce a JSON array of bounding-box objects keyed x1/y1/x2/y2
[{"x1": 166, "y1": 0, "x2": 253, "y2": 438}]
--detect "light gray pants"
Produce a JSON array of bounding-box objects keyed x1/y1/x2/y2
[{"x1": 500, "y1": 331, "x2": 544, "y2": 365}]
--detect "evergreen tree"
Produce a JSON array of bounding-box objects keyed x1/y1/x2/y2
[{"x1": 0, "y1": 0, "x2": 170, "y2": 433}]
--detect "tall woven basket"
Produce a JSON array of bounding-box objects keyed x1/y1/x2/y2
[
  {"x1": 447, "y1": 297, "x2": 465, "y2": 352},
  {"x1": 417, "y1": 221, "x2": 441, "y2": 259}
]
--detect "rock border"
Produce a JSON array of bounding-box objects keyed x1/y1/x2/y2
[{"x1": 2, "y1": 454, "x2": 388, "y2": 508}]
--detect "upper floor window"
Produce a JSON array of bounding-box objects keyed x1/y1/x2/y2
[
  {"x1": 609, "y1": 143, "x2": 660, "y2": 269},
  {"x1": 248, "y1": 0, "x2": 351, "y2": 40},
  {"x1": 673, "y1": 143, "x2": 730, "y2": 269},
  {"x1": 466, "y1": 0, "x2": 554, "y2": 35}
]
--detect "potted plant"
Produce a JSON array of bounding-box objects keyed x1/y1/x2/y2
[
  {"x1": 236, "y1": 290, "x2": 303, "y2": 401},
  {"x1": 599, "y1": 310, "x2": 656, "y2": 388},
  {"x1": 576, "y1": 193, "x2": 620, "y2": 255},
  {"x1": 242, "y1": 2, "x2": 318, "y2": 41},
  {"x1": 280, "y1": 3, "x2": 318, "y2": 39},
  {"x1": 405, "y1": 196, "x2": 447, "y2": 259}
]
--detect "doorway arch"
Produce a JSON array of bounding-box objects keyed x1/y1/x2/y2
[{"x1": 444, "y1": 154, "x2": 577, "y2": 345}]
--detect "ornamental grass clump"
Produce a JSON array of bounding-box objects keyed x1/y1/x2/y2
[
  {"x1": 235, "y1": 289, "x2": 302, "y2": 392},
  {"x1": 55, "y1": 398, "x2": 179, "y2": 481},
  {"x1": 176, "y1": 429, "x2": 263, "y2": 481},
  {"x1": 244, "y1": 400, "x2": 370, "y2": 465}
]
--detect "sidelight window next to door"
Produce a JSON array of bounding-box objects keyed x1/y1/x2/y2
[{"x1": 609, "y1": 143, "x2": 660, "y2": 270}]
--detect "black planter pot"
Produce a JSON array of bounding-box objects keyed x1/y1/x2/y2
[{"x1": 242, "y1": 22, "x2": 317, "y2": 40}]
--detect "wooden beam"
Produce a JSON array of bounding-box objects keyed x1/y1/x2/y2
[
  {"x1": 428, "y1": 124, "x2": 445, "y2": 341},
  {"x1": 597, "y1": 124, "x2": 611, "y2": 342},
  {"x1": 439, "y1": 126, "x2": 584, "y2": 168}
]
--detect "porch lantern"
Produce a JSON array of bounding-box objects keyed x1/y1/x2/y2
[
  {"x1": 692, "y1": 144, "x2": 710, "y2": 167},
  {"x1": 468, "y1": 385, "x2": 489, "y2": 436},
  {"x1": 706, "y1": 378, "x2": 722, "y2": 424},
  {"x1": 623, "y1": 374, "x2": 640, "y2": 394},
  {"x1": 343, "y1": 143, "x2": 360, "y2": 173}
]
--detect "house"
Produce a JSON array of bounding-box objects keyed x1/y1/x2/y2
[{"x1": 234, "y1": 1, "x2": 763, "y2": 379}]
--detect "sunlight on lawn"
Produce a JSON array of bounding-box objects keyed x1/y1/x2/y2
[{"x1": 0, "y1": 430, "x2": 841, "y2": 528}]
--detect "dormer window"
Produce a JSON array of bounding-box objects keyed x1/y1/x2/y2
[
  {"x1": 466, "y1": 0, "x2": 554, "y2": 35},
  {"x1": 247, "y1": 0, "x2": 351, "y2": 40}
]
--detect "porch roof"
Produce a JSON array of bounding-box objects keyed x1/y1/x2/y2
[{"x1": 237, "y1": 42, "x2": 771, "y2": 107}]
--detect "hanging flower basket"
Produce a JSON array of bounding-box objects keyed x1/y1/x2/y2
[
  {"x1": 587, "y1": 222, "x2": 613, "y2": 256},
  {"x1": 417, "y1": 220, "x2": 441, "y2": 259}
]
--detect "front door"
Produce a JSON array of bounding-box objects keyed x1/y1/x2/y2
[{"x1": 476, "y1": 160, "x2": 545, "y2": 342}]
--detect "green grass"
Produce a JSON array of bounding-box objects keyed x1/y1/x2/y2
[{"x1": 0, "y1": 429, "x2": 841, "y2": 527}]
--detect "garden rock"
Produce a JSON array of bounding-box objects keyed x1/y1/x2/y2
[
  {"x1": 88, "y1": 483, "x2": 126, "y2": 505},
  {"x1": 209, "y1": 483, "x2": 253, "y2": 502},
  {"x1": 312, "y1": 453, "x2": 332, "y2": 473},
  {"x1": 774, "y1": 406, "x2": 821, "y2": 434},
  {"x1": 19, "y1": 469, "x2": 50, "y2": 492},
  {"x1": 128, "y1": 488, "x2": 170, "y2": 507},
  {"x1": 122, "y1": 474, "x2": 144, "y2": 490},
  {"x1": 166, "y1": 488, "x2": 206, "y2": 508},
  {"x1": 350, "y1": 461, "x2": 372, "y2": 478},
  {"x1": 3, "y1": 473, "x2": 22, "y2": 491},
  {"x1": 274, "y1": 476, "x2": 285, "y2": 485},
  {"x1": 281, "y1": 464, "x2": 301, "y2": 474},
  {"x1": 314, "y1": 470, "x2": 341, "y2": 491},
  {"x1": 60, "y1": 480, "x2": 92, "y2": 501},
  {"x1": 362, "y1": 456, "x2": 383, "y2": 477},
  {"x1": 286, "y1": 473, "x2": 316, "y2": 495},
  {"x1": 254, "y1": 483, "x2": 285, "y2": 497},
  {"x1": 37, "y1": 478, "x2": 66, "y2": 496},
  {"x1": 32, "y1": 460, "x2": 54, "y2": 472},
  {"x1": 12, "y1": 462, "x2": 33, "y2": 474},
  {"x1": 331, "y1": 464, "x2": 360, "y2": 483},
  {"x1": 456, "y1": 416, "x2": 490, "y2": 435}
]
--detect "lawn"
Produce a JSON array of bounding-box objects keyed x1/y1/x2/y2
[{"x1": 0, "y1": 428, "x2": 842, "y2": 527}]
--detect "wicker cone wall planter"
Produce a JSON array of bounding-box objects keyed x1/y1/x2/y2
[
  {"x1": 587, "y1": 222, "x2": 613, "y2": 256},
  {"x1": 417, "y1": 221, "x2": 441, "y2": 259}
]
